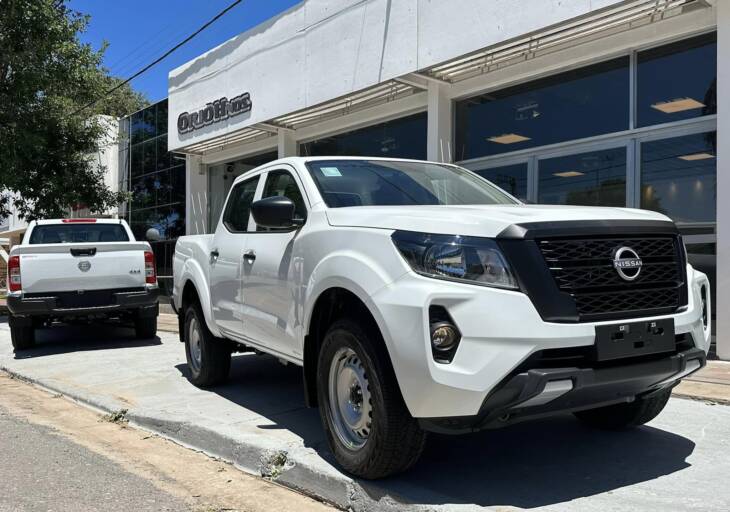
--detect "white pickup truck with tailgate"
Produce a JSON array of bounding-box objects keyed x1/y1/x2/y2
[
  {"x1": 172, "y1": 157, "x2": 711, "y2": 479},
  {"x1": 7, "y1": 219, "x2": 160, "y2": 350}
]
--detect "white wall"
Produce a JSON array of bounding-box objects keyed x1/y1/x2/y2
[
  {"x1": 168, "y1": 0, "x2": 625, "y2": 151},
  {"x1": 716, "y1": 1, "x2": 729, "y2": 359}
]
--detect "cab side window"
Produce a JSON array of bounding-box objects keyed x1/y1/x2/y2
[
  {"x1": 258, "y1": 170, "x2": 307, "y2": 231},
  {"x1": 223, "y1": 176, "x2": 259, "y2": 232}
]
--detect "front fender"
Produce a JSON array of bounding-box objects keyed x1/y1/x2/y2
[{"x1": 303, "y1": 249, "x2": 405, "y2": 340}]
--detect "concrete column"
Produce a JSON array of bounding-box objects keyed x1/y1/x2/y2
[
  {"x1": 277, "y1": 129, "x2": 298, "y2": 158},
  {"x1": 186, "y1": 154, "x2": 208, "y2": 235},
  {"x1": 427, "y1": 81, "x2": 453, "y2": 163},
  {"x1": 717, "y1": 2, "x2": 729, "y2": 359}
]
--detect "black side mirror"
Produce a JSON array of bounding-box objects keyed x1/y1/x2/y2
[{"x1": 251, "y1": 196, "x2": 302, "y2": 229}]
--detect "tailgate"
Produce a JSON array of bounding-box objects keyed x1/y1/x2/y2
[{"x1": 14, "y1": 243, "x2": 150, "y2": 294}]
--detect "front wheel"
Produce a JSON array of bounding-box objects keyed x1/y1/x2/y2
[
  {"x1": 574, "y1": 388, "x2": 672, "y2": 430},
  {"x1": 183, "y1": 303, "x2": 231, "y2": 387},
  {"x1": 9, "y1": 315, "x2": 35, "y2": 351},
  {"x1": 317, "y1": 319, "x2": 426, "y2": 479}
]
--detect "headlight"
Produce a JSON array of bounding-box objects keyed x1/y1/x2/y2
[{"x1": 391, "y1": 231, "x2": 519, "y2": 290}]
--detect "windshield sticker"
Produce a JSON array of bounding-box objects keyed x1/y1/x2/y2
[{"x1": 320, "y1": 167, "x2": 342, "y2": 177}]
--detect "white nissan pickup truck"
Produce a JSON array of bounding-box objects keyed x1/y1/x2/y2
[
  {"x1": 172, "y1": 157, "x2": 711, "y2": 479},
  {"x1": 7, "y1": 218, "x2": 160, "y2": 350}
]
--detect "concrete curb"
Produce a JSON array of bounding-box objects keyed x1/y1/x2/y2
[{"x1": 0, "y1": 364, "x2": 440, "y2": 512}]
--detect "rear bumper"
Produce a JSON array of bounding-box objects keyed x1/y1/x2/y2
[
  {"x1": 420, "y1": 347, "x2": 706, "y2": 434},
  {"x1": 7, "y1": 286, "x2": 160, "y2": 318}
]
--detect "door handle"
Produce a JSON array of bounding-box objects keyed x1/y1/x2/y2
[
  {"x1": 210, "y1": 249, "x2": 219, "y2": 263},
  {"x1": 243, "y1": 250, "x2": 256, "y2": 263}
]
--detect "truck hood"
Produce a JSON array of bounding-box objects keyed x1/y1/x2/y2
[{"x1": 325, "y1": 204, "x2": 672, "y2": 237}]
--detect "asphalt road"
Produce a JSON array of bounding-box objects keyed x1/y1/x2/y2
[
  {"x1": 1, "y1": 321, "x2": 730, "y2": 511},
  {"x1": 0, "y1": 404, "x2": 189, "y2": 512}
]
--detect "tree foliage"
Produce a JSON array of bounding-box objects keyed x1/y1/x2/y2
[{"x1": 0, "y1": 0, "x2": 148, "y2": 221}]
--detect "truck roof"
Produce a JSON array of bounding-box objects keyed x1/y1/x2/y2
[{"x1": 33, "y1": 218, "x2": 125, "y2": 226}]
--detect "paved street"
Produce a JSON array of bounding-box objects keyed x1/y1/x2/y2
[
  {"x1": 0, "y1": 372, "x2": 332, "y2": 512},
  {"x1": 0, "y1": 401, "x2": 190, "y2": 512},
  {"x1": 1, "y1": 319, "x2": 729, "y2": 511}
]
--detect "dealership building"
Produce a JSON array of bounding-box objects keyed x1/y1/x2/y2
[{"x1": 120, "y1": 1, "x2": 729, "y2": 355}]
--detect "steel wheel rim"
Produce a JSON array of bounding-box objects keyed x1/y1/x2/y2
[
  {"x1": 328, "y1": 346, "x2": 372, "y2": 451},
  {"x1": 188, "y1": 315, "x2": 203, "y2": 372}
]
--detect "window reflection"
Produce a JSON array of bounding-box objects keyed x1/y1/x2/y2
[
  {"x1": 473, "y1": 163, "x2": 528, "y2": 200},
  {"x1": 455, "y1": 58, "x2": 629, "y2": 160},
  {"x1": 207, "y1": 150, "x2": 278, "y2": 230},
  {"x1": 640, "y1": 131, "x2": 716, "y2": 224},
  {"x1": 538, "y1": 148, "x2": 626, "y2": 207},
  {"x1": 300, "y1": 113, "x2": 427, "y2": 160},
  {"x1": 637, "y1": 33, "x2": 716, "y2": 128}
]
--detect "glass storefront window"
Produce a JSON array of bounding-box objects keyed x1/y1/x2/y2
[
  {"x1": 130, "y1": 203, "x2": 185, "y2": 241},
  {"x1": 455, "y1": 58, "x2": 629, "y2": 160},
  {"x1": 156, "y1": 100, "x2": 168, "y2": 136},
  {"x1": 637, "y1": 33, "x2": 716, "y2": 128},
  {"x1": 473, "y1": 163, "x2": 528, "y2": 200},
  {"x1": 640, "y1": 131, "x2": 716, "y2": 224},
  {"x1": 300, "y1": 112, "x2": 427, "y2": 160},
  {"x1": 538, "y1": 147, "x2": 626, "y2": 207}
]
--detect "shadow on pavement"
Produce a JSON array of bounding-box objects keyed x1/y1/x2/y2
[
  {"x1": 5, "y1": 321, "x2": 161, "y2": 359},
  {"x1": 176, "y1": 352, "x2": 696, "y2": 509}
]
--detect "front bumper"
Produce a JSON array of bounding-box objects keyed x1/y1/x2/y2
[
  {"x1": 369, "y1": 265, "x2": 711, "y2": 419},
  {"x1": 7, "y1": 286, "x2": 160, "y2": 318},
  {"x1": 420, "y1": 347, "x2": 706, "y2": 433}
]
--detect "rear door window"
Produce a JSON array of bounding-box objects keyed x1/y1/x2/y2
[{"x1": 29, "y1": 224, "x2": 130, "y2": 244}]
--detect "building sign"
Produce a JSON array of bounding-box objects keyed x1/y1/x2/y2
[{"x1": 177, "y1": 92, "x2": 252, "y2": 134}]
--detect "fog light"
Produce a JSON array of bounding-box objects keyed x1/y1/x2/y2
[
  {"x1": 700, "y1": 285, "x2": 708, "y2": 329},
  {"x1": 430, "y1": 322, "x2": 459, "y2": 351}
]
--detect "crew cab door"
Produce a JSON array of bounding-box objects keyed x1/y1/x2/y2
[
  {"x1": 209, "y1": 174, "x2": 261, "y2": 336},
  {"x1": 240, "y1": 167, "x2": 309, "y2": 359}
]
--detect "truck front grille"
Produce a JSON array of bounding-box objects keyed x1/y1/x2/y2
[{"x1": 537, "y1": 236, "x2": 686, "y2": 320}]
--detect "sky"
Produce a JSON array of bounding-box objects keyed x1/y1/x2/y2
[{"x1": 69, "y1": 0, "x2": 301, "y2": 103}]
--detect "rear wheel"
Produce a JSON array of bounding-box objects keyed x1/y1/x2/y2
[
  {"x1": 184, "y1": 303, "x2": 231, "y2": 387},
  {"x1": 9, "y1": 316, "x2": 35, "y2": 351},
  {"x1": 134, "y1": 316, "x2": 157, "y2": 339},
  {"x1": 317, "y1": 319, "x2": 426, "y2": 479},
  {"x1": 574, "y1": 388, "x2": 672, "y2": 430}
]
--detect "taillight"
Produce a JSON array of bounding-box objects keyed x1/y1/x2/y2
[
  {"x1": 144, "y1": 251, "x2": 157, "y2": 284},
  {"x1": 8, "y1": 255, "x2": 21, "y2": 292}
]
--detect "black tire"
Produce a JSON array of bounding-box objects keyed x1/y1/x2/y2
[
  {"x1": 134, "y1": 316, "x2": 157, "y2": 339},
  {"x1": 9, "y1": 316, "x2": 35, "y2": 351},
  {"x1": 317, "y1": 319, "x2": 426, "y2": 479},
  {"x1": 574, "y1": 388, "x2": 672, "y2": 430},
  {"x1": 183, "y1": 302, "x2": 231, "y2": 387}
]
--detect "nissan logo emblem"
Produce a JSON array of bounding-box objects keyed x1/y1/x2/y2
[
  {"x1": 78, "y1": 260, "x2": 91, "y2": 272},
  {"x1": 613, "y1": 246, "x2": 642, "y2": 281}
]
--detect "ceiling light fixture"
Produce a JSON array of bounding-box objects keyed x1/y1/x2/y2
[
  {"x1": 678, "y1": 152, "x2": 715, "y2": 161},
  {"x1": 651, "y1": 98, "x2": 705, "y2": 114},
  {"x1": 487, "y1": 133, "x2": 531, "y2": 144},
  {"x1": 553, "y1": 171, "x2": 585, "y2": 177}
]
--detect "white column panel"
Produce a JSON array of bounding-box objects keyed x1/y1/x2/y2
[
  {"x1": 186, "y1": 155, "x2": 208, "y2": 235},
  {"x1": 717, "y1": 2, "x2": 729, "y2": 359},
  {"x1": 278, "y1": 130, "x2": 298, "y2": 158},
  {"x1": 427, "y1": 82, "x2": 453, "y2": 163}
]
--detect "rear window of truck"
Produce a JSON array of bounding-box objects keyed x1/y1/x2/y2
[{"x1": 28, "y1": 224, "x2": 130, "y2": 244}]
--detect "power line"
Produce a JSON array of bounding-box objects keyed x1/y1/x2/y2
[{"x1": 73, "y1": 0, "x2": 243, "y2": 116}]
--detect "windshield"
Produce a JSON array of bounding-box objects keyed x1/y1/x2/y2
[
  {"x1": 29, "y1": 224, "x2": 130, "y2": 244},
  {"x1": 305, "y1": 160, "x2": 519, "y2": 208}
]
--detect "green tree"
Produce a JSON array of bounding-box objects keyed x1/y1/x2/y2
[{"x1": 0, "y1": 0, "x2": 148, "y2": 221}]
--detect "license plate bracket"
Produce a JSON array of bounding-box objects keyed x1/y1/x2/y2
[{"x1": 594, "y1": 318, "x2": 675, "y2": 361}]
